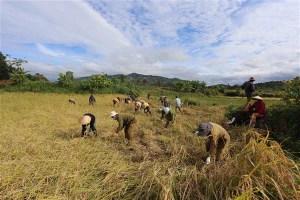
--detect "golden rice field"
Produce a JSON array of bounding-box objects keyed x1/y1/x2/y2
[{"x1": 0, "y1": 92, "x2": 299, "y2": 199}]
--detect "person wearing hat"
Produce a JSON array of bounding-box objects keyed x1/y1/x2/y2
[
  {"x1": 242, "y1": 77, "x2": 257, "y2": 110},
  {"x1": 160, "y1": 107, "x2": 175, "y2": 128},
  {"x1": 175, "y1": 96, "x2": 182, "y2": 112},
  {"x1": 78, "y1": 113, "x2": 97, "y2": 137},
  {"x1": 89, "y1": 94, "x2": 96, "y2": 105},
  {"x1": 110, "y1": 111, "x2": 137, "y2": 141},
  {"x1": 163, "y1": 96, "x2": 170, "y2": 107},
  {"x1": 142, "y1": 102, "x2": 152, "y2": 115},
  {"x1": 195, "y1": 122, "x2": 230, "y2": 164},
  {"x1": 69, "y1": 98, "x2": 75, "y2": 104},
  {"x1": 247, "y1": 96, "x2": 266, "y2": 128}
]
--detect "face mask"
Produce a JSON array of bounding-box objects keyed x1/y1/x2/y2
[{"x1": 254, "y1": 100, "x2": 259, "y2": 103}]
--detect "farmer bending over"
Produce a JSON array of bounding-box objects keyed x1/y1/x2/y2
[
  {"x1": 195, "y1": 122, "x2": 230, "y2": 164},
  {"x1": 142, "y1": 102, "x2": 152, "y2": 114},
  {"x1": 69, "y1": 98, "x2": 75, "y2": 104},
  {"x1": 110, "y1": 111, "x2": 137, "y2": 141},
  {"x1": 159, "y1": 107, "x2": 175, "y2": 128},
  {"x1": 113, "y1": 98, "x2": 120, "y2": 106},
  {"x1": 78, "y1": 113, "x2": 97, "y2": 137}
]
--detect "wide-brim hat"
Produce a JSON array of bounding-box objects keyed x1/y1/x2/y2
[
  {"x1": 110, "y1": 111, "x2": 118, "y2": 117},
  {"x1": 249, "y1": 77, "x2": 255, "y2": 81},
  {"x1": 78, "y1": 115, "x2": 91, "y2": 125},
  {"x1": 252, "y1": 96, "x2": 263, "y2": 100},
  {"x1": 196, "y1": 122, "x2": 212, "y2": 136}
]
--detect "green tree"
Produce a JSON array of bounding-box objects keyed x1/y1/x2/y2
[
  {"x1": 58, "y1": 71, "x2": 74, "y2": 86},
  {"x1": 282, "y1": 76, "x2": 300, "y2": 105},
  {"x1": 0, "y1": 52, "x2": 28, "y2": 80},
  {"x1": 173, "y1": 81, "x2": 184, "y2": 91},
  {"x1": 10, "y1": 67, "x2": 29, "y2": 84}
]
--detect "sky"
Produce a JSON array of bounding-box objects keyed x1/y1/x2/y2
[{"x1": 1, "y1": 0, "x2": 299, "y2": 85}]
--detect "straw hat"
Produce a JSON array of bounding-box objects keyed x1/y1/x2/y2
[
  {"x1": 78, "y1": 115, "x2": 91, "y2": 125},
  {"x1": 252, "y1": 96, "x2": 263, "y2": 100},
  {"x1": 110, "y1": 111, "x2": 118, "y2": 117}
]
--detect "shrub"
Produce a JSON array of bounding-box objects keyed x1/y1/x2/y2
[
  {"x1": 267, "y1": 104, "x2": 300, "y2": 158},
  {"x1": 282, "y1": 76, "x2": 300, "y2": 105}
]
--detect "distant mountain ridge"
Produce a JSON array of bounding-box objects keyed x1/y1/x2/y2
[
  {"x1": 75, "y1": 73, "x2": 283, "y2": 89},
  {"x1": 75, "y1": 73, "x2": 186, "y2": 87}
]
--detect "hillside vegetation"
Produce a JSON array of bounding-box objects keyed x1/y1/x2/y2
[{"x1": 0, "y1": 93, "x2": 299, "y2": 199}]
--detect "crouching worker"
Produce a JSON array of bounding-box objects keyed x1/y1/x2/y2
[
  {"x1": 113, "y1": 98, "x2": 120, "y2": 106},
  {"x1": 78, "y1": 113, "x2": 97, "y2": 137},
  {"x1": 247, "y1": 96, "x2": 266, "y2": 128},
  {"x1": 69, "y1": 98, "x2": 75, "y2": 104},
  {"x1": 195, "y1": 122, "x2": 230, "y2": 164},
  {"x1": 142, "y1": 102, "x2": 152, "y2": 115},
  {"x1": 159, "y1": 107, "x2": 175, "y2": 128},
  {"x1": 110, "y1": 111, "x2": 137, "y2": 141},
  {"x1": 134, "y1": 101, "x2": 142, "y2": 111}
]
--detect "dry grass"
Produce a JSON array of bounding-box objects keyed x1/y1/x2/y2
[{"x1": 0, "y1": 92, "x2": 299, "y2": 199}]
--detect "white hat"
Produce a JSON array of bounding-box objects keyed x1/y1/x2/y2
[
  {"x1": 110, "y1": 111, "x2": 118, "y2": 117},
  {"x1": 78, "y1": 115, "x2": 91, "y2": 125},
  {"x1": 162, "y1": 107, "x2": 170, "y2": 114},
  {"x1": 252, "y1": 96, "x2": 263, "y2": 100}
]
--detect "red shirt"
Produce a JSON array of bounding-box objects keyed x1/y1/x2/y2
[{"x1": 249, "y1": 101, "x2": 266, "y2": 115}]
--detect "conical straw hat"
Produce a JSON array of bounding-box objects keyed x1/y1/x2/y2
[{"x1": 78, "y1": 115, "x2": 91, "y2": 125}]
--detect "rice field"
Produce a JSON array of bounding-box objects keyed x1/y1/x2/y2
[{"x1": 0, "y1": 92, "x2": 299, "y2": 199}]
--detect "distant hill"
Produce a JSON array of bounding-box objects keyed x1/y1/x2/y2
[
  {"x1": 75, "y1": 73, "x2": 186, "y2": 87},
  {"x1": 75, "y1": 73, "x2": 284, "y2": 90}
]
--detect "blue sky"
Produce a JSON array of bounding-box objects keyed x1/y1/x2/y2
[{"x1": 1, "y1": 0, "x2": 299, "y2": 85}]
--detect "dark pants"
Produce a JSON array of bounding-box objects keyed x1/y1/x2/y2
[{"x1": 81, "y1": 121, "x2": 97, "y2": 137}]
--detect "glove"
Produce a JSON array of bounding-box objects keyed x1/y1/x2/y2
[
  {"x1": 206, "y1": 156, "x2": 211, "y2": 164},
  {"x1": 195, "y1": 131, "x2": 199, "y2": 135}
]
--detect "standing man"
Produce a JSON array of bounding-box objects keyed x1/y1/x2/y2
[
  {"x1": 175, "y1": 96, "x2": 182, "y2": 113},
  {"x1": 147, "y1": 92, "x2": 150, "y2": 100},
  {"x1": 195, "y1": 122, "x2": 230, "y2": 164},
  {"x1": 89, "y1": 94, "x2": 96, "y2": 105},
  {"x1": 242, "y1": 77, "x2": 256, "y2": 110},
  {"x1": 78, "y1": 113, "x2": 97, "y2": 137},
  {"x1": 163, "y1": 96, "x2": 170, "y2": 107}
]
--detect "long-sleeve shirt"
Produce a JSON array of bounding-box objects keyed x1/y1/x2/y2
[
  {"x1": 249, "y1": 101, "x2": 266, "y2": 115},
  {"x1": 163, "y1": 99, "x2": 170, "y2": 107},
  {"x1": 115, "y1": 113, "x2": 137, "y2": 132},
  {"x1": 207, "y1": 122, "x2": 230, "y2": 157},
  {"x1": 242, "y1": 81, "x2": 255, "y2": 96}
]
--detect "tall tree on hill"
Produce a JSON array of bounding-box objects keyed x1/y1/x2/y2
[{"x1": 58, "y1": 71, "x2": 74, "y2": 86}]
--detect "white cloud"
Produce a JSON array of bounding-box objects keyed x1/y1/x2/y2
[{"x1": 1, "y1": 0, "x2": 299, "y2": 85}]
